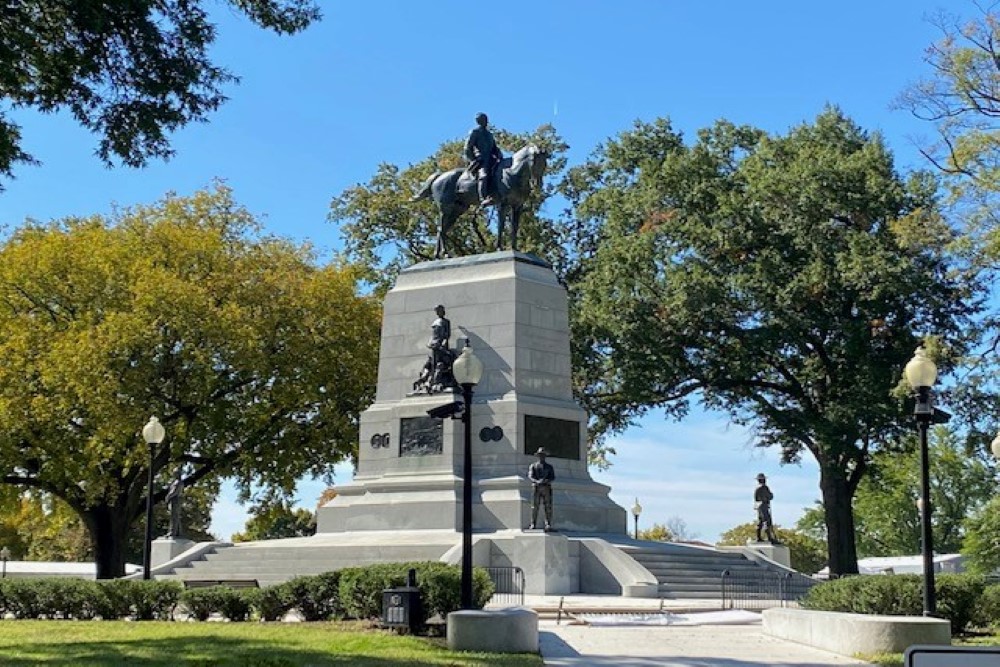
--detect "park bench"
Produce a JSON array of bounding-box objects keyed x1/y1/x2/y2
[{"x1": 182, "y1": 579, "x2": 260, "y2": 590}]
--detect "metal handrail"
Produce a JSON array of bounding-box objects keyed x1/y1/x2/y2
[{"x1": 485, "y1": 565, "x2": 525, "y2": 607}]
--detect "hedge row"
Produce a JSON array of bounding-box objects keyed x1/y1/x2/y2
[
  {"x1": 0, "y1": 561, "x2": 495, "y2": 624},
  {"x1": 802, "y1": 573, "x2": 999, "y2": 633},
  {"x1": 0, "y1": 578, "x2": 181, "y2": 620}
]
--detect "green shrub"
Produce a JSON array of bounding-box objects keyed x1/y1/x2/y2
[
  {"x1": 803, "y1": 573, "x2": 985, "y2": 633},
  {"x1": 336, "y1": 561, "x2": 495, "y2": 622},
  {"x1": 43, "y1": 579, "x2": 102, "y2": 619},
  {"x1": 936, "y1": 574, "x2": 985, "y2": 634},
  {"x1": 129, "y1": 580, "x2": 182, "y2": 620},
  {"x1": 287, "y1": 572, "x2": 341, "y2": 621},
  {"x1": 180, "y1": 586, "x2": 223, "y2": 621},
  {"x1": 973, "y1": 583, "x2": 1000, "y2": 630},
  {"x1": 249, "y1": 583, "x2": 294, "y2": 621},
  {"x1": 338, "y1": 563, "x2": 406, "y2": 620},
  {"x1": 2, "y1": 578, "x2": 45, "y2": 619},
  {"x1": 95, "y1": 579, "x2": 133, "y2": 620},
  {"x1": 216, "y1": 587, "x2": 254, "y2": 622}
]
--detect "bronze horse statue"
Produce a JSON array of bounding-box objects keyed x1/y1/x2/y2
[{"x1": 412, "y1": 144, "x2": 549, "y2": 259}]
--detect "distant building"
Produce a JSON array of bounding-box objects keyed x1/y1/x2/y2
[
  {"x1": 816, "y1": 554, "x2": 965, "y2": 578},
  {"x1": 1, "y1": 561, "x2": 142, "y2": 580}
]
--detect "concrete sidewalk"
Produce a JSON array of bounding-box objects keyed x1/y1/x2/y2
[{"x1": 539, "y1": 619, "x2": 874, "y2": 666}]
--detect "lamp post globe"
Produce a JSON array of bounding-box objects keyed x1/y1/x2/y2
[
  {"x1": 904, "y1": 347, "x2": 938, "y2": 390},
  {"x1": 452, "y1": 340, "x2": 483, "y2": 610},
  {"x1": 141, "y1": 416, "x2": 166, "y2": 581},
  {"x1": 452, "y1": 343, "x2": 484, "y2": 386}
]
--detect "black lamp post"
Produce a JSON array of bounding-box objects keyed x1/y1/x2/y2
[
  {"x1": 904, "y1": 347, "x2": 938, "y2": 617},
  {"x1": 1, "y1": 546, "x2": 10, "y2": 579},
  {"x1": 631, "y1": 498, "x2": 642, "y2": 540},
  {"x1": 141, "y1": 416, "x2": 166, "y2": 580},
  {"x1": 451, "y1": 342, "x2": 483, "y2": 610}
]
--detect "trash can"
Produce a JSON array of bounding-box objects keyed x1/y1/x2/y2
[{"x1": 382, "y1": 568, "x2": 423, "y2": 634}]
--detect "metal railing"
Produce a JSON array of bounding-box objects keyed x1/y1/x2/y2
[
  {"x1": 486, "y1": 566, "x2": 525, "y2": 607},
  {"x1": 721, "y1": 569, "x2": 814, "y2": 611}
]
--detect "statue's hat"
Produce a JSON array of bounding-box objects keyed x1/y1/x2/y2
[
  {"x1": 534, "y1": 447, "x2": 549, "y2": 457},
  {"x1": 756, "y1": 473, "x2": 767, "y2": 481}
]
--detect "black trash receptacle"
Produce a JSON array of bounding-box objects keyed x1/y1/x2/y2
[{"x1": 382, "y1": 568, "x2": 423, "y2": 634}]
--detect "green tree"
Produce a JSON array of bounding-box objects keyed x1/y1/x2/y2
[
  {"x1": 232, "y1": 500, "x2": 315, "y2": 542},
  {"x1": 896, "y1": 5, "x2": 1000, "y2": 452},
  {"x1": 896, "y1": 6, "x2": 1000, "y2": 211},
  {"x1": 330, "y1": 124, "x2": 569, "y2": 292},
  {"x1": 565, "y1": 109, "x2": 974, "y2": 574},
  {"x1": 0, "y1": 1, "x2": 319, "y2": 181},
  {"x1": 797, "y1": 427, "x2": 995, "y2": 558},
  {"x1": 0, "y1": 185, "x2": 379, "y2": 577},
  {"x1": 963, "y1": 494, "x2": 1000, "y2": 574},
  {"x1": 717, "y1": 523, "x2": 828, "y2": 575},
  {"x1": 637, "y1": 522, "x2": 675, "y2": 542}
]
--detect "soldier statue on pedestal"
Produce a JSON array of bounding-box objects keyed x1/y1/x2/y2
[
  {"x1": 412, "y1": 305, "x2": 457, "y2": 394},
  {"x1": 754, "y1": 473, "x2": 778, "y2": 543}
]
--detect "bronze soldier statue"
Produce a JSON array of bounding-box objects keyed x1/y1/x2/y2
[
  {"x1": 754, "y1": 473, "x2": 778, "y2": 543},
  {"x1": 528, "y1": 447, "x2": 555, "y2": 531},
  {"x1": 412, "y1": 305, "x2": 456, "y2": 393},
  {"x1": 165, "y1": 468, "x2": 184, "y2": 539},
  {"x1": 464, "y1": 112, "x2": 503, "y2": 208}
]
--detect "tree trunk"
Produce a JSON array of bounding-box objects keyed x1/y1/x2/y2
[
  {"x1": 84, "y1": 506, "x2": 130, "y2": 579},
  {"x1": 820, "y1": 466, "x2": 859, "y2": 575}
]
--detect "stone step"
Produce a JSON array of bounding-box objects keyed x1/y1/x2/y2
[
  {"x1": 629, "y1": 553, "x2": 750, "y2": 565},
  {"x1": 199, "y1": 546, "x2": 449, "y2": 562},
  {"x1": 640, "y1": 563, "x2": 762, "y2": 574}
]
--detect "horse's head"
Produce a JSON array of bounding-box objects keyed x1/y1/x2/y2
[{"x1": 526, "y1": 144, "x2": 549, "y2": 192}]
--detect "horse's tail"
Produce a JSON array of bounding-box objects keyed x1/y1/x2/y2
[{"x1": 411, "y1": 173, "x2": 440, "y2": 202}]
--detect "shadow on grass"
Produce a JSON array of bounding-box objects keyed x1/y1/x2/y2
[{"x1": 0, "y1": 634, "x2": 516, "y2": 666}]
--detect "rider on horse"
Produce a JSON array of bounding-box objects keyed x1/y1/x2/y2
[{"x1": 464, "y1": 112, "x2": 503, "y2": 208}]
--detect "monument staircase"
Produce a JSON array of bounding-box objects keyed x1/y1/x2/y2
[
  {"x1": 613, "y1": 540, "x2": 805, "y2": 600},
  {"x1": 157, "y1": 533, "x2": 458, "y2": 588}
]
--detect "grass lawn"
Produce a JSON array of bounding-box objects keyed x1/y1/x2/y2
[
  {"x1": 860, "y1": 633, "x2": 1000, "y2": 667},
  {"x1": 0, "y1": 620, "x2": 545, "y2": 666}
]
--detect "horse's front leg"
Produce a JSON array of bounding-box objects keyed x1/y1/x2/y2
[
  {"x1": 435, "y1": 211, "x2": 448, "y2": 259},
  {"x1": 510, "y1": 205, "x2": 520, "y2": 252},
  {"x1": 496, "y1": 203, "x2": 507, "y2": 251}
]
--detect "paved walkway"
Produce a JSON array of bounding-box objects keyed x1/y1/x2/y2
[{"x1": 538, "y1": 618, "x2": 874, "y2": 666}]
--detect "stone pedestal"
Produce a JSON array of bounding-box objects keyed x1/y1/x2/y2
[
  {"x1": 746, "y1": 541, "x2": 791, "y2": 568},
  {"x1": 151, "y1": 537, "x2": 195, "y2": 568},
  {"x1": 316, "y1": 252, "x2": 625, "y2": 535}
]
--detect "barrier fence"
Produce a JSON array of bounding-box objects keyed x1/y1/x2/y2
[
  {"x1": 721, "y1": 569, "x2": 814, "y2": 611},
  {"x1": 486, "y1": 566, "x2": 525, "y2": 607}
]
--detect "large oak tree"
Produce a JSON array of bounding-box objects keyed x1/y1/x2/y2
[
  {"x1": 563, "y1": 109, "x2": 975, "y2": 574},
  {"x1": 0, "y1": 185, "x2": 379, "y2": 577}
]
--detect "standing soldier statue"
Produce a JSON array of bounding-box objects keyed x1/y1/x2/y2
[
  {"x1": 528, "y1": 447, "x2": 555, "y2": 531},
  {"x1": 464, "y1": 112, "x2": 503, "y2": 208},
  {"x1": 165, "y1": 467, "x2": 184, "y2": 539},
  {"x1": 754, "y1": 473, "x2": 778, "y2": 543}
]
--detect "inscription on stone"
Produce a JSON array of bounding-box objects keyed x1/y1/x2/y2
[
  {"x1": 524, "y1": 416, "x2": 580, "y2": 460},
  {"x1": 400, "y1": 417, "x2": 443, "y2": 457}
]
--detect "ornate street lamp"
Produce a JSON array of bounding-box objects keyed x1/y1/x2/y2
[
  {"x1": 0, "y1": 546, "x2": 10, "y2": 579},
  {"x1": 141, "y1": 416, "x2": 166, "y2": 580},
  {"x1": 452, "y1": 342, "x2": 483, "y2": 610},
  {"x1": 904, "y1": 347, "x2": 938, "y2": 616},
  {"x1": 631, "y1": 498, "x2": 642, "y2": 540}
]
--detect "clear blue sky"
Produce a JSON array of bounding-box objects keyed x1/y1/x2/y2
[{"x1": 0, "y1": 0, "x2": 957, "y2": 542}]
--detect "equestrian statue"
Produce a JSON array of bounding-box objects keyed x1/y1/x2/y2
[{"x1": 411, "y1": 112, "x2": 549, "y2": 259}]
